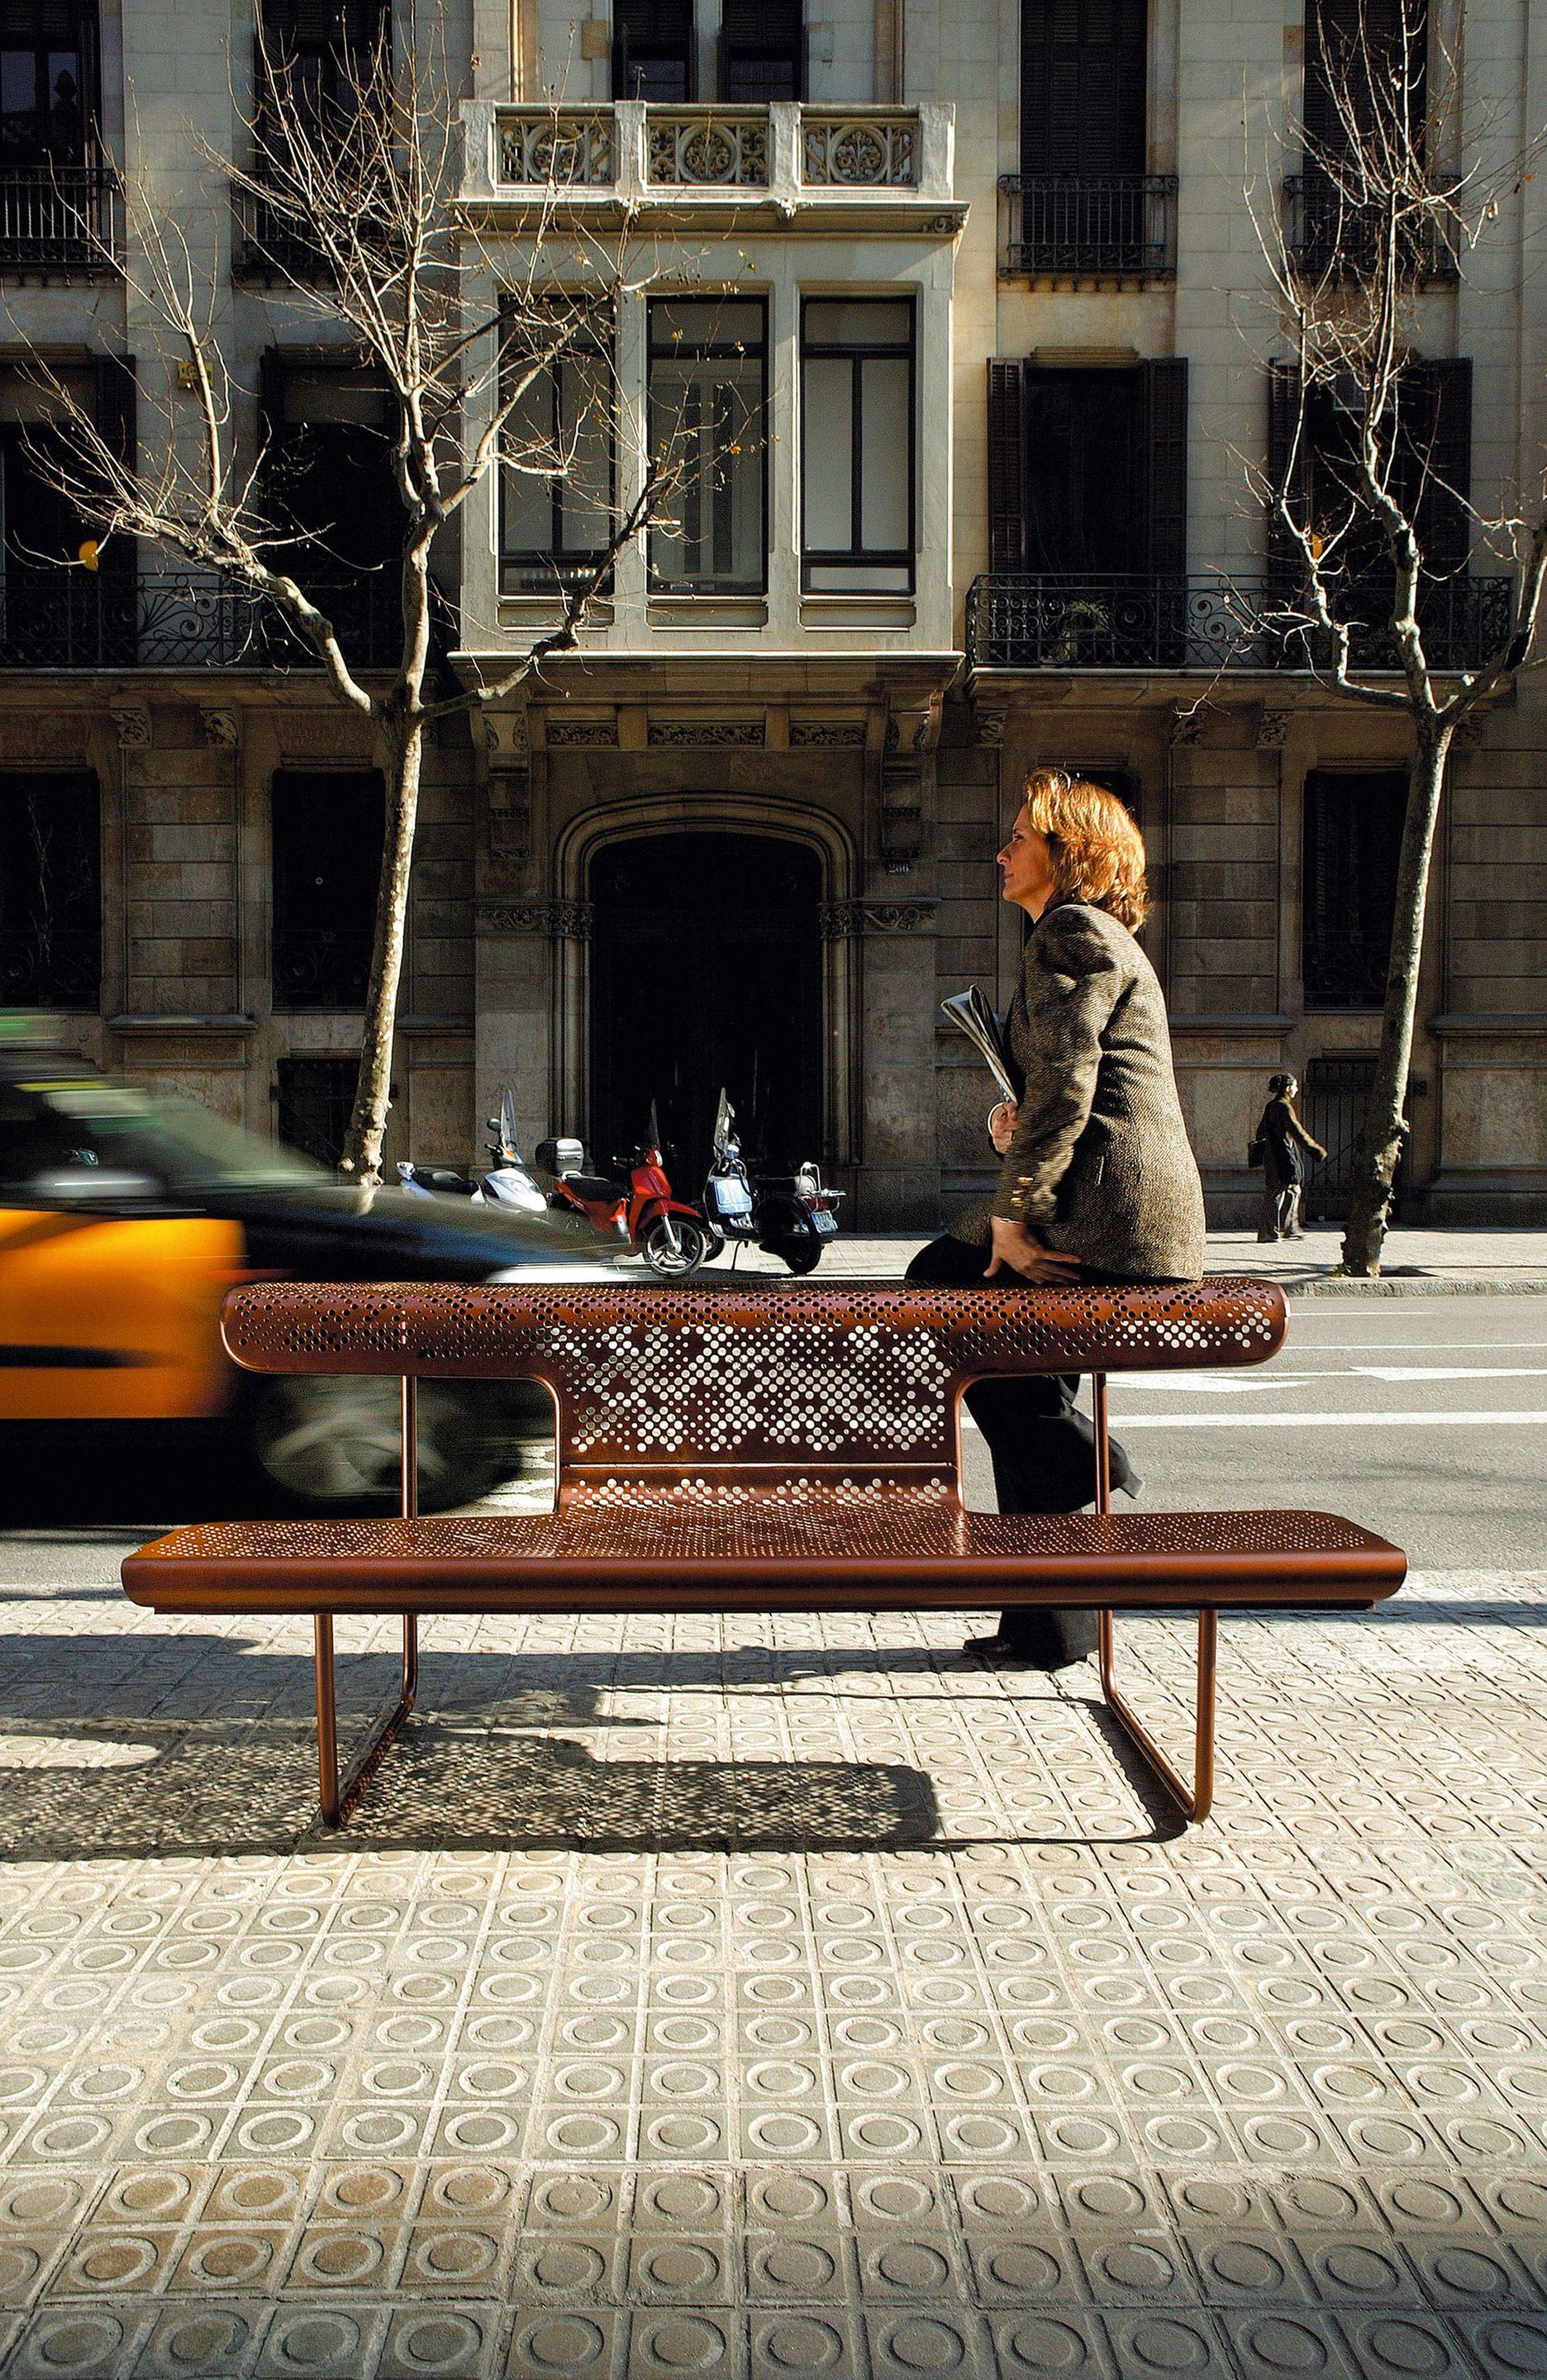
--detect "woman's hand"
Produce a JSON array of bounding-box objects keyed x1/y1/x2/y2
[
  {"x1": 988, "y1": 1100, "x2": 1018, "y2": 1155},
  {"x1": 984, "y1": 1216, "x2": 1083, "y2": 1283}
]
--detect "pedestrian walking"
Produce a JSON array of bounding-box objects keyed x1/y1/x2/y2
[
  {"x1": 908, "y1": 769, "x2": 1206, "y2": 1670},
  {"x1": 1251, "y1": 1073, "x2": 1326, "y2": 1241}
]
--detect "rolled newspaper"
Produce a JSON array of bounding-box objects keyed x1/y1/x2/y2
[{"x1": 940, "y1": 986, "x2": 1019, "y2": 1107}]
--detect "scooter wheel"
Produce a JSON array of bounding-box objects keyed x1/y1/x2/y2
[
  {"x1": 640, "y1": 1215, "x2": 712, "y2": 1277},
  {"x1": 778, "y1": 1240, "x2": 822, "y2": 1276}
]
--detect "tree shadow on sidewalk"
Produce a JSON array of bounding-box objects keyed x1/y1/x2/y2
[{"x1": 0, "y1": 1632, "x2": 949, "y2": 1859}]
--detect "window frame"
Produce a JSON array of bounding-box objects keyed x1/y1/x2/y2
[
  {"x1": 497, "y1": 302, "x2": 618, "y2": 599},
  {"x1": 647, "y1": 294, "x2": 769, "y2": 597},
  {"x1": 1302, "y1": 764, "x2": 1410, "y2": 1012},
  {"x1": 0, "y1": 767, "x2": 102, "y2": 1011},
  {"x1": 269, "y1": 766, "x2": 386, "y2": 1014},
  {"x1": 799, "y1": 297, "x2": 916, "y2": 597},
  {"x1": 0, "y1": 0, "x2": 99, "y2": 169}
]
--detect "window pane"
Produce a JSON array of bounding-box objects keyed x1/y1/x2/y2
[
  {"x1": 803, "y1": 300, "x2": 912, "y2": 348},
  {"x1": 271, "y1": 769, "x2": 384, "y2": 1010},
  {"x1": 650, "y1": 350, "x2": 765, "y2": 591},
  {"x1": 1302, "y1": 769, "x2": 1407, "y2": 1009},
  {"x1": 555, "y1": 348, "x2": 612, "y2": 555},
  {"x1": 500, "y1": 366, "x2": 554, "y2": 559},
  {"x1": 859, "y1": 355, "x2": 910, "y2": 551},
  {"x1": 805, "y1": 561, "x2": 912, "y2": 591},
  {"x1": 0, "y1": 769, "x2": 100, "y2": 1009},
  {"x1": 802, "y1": 356, "x2": 852, "y2": 554},
  {"x1": 651, "y1": 300, "x2": 764, "y2": 351}
]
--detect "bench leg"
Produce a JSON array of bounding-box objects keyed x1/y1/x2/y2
[
  {"x1": 1097, "y1": 1608, "x2": 1217, "y2": 1823},
  {"x1": 312, "y1": 1613, "x2": 419, "y2": 1829}
]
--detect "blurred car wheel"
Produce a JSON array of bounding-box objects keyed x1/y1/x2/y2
[{"x1": 248, "y1": 1376, "x2": 502, "y2": 1511}]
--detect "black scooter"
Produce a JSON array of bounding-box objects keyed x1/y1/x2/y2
[{"x1": 702, "y1": 1089, "x2": 842, "y2": 1275}]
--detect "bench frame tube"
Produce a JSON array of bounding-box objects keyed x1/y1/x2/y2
[
  {"x1": 1092, "y1": 1370, "x2": 1216, "y2": 1822},
  {"x1": 309, "y1": 1367, "x2": 1217, "y2": 1830},
  {"x1": 312, "y1": 1376, "x2": 421, "y2": 1826}
]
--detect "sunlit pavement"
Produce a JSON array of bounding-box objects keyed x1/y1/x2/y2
[{"x1": 4, "y1": 1271, "x2": 1547, "y2": 2378}]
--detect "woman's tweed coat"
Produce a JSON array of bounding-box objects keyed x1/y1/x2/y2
[{"x1": 954, "y1": 899, "x2": 1206, "y2": 1283}]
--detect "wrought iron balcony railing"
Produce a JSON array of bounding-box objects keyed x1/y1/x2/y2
[
  {"x1": 999, "y1": 175, "x2": 1177, "y2": 280},
  {"x1": 0, "y1": 566, "x2": 406, "y2": 671},
  {"x1": 966, "y1": 573, "x2": 1515, "y2": 674},
  {"x1": 0, "y1": 159, "x2": 121, "y2": 272},
  {"x1": 1283, "y1": 168, "x2": 1459, "y2": 283}
]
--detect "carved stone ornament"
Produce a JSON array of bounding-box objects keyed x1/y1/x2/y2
[
  {"x1": 790, "y1": 720, "x2": 867, "y2": 747},
  {"x1": 862, "y1": 900, "x2": 938, "y2": 933},
  {"x1": 819, "y1": 897, "x2": 937, "y2": 938},
  {"x1": 1452, "y1": 707, "x2": 1488, "y2": 747},
  {"x1": 198, "y1": 707, "x2": 240, "y2": 750},
  {"x1": 485, "y1": 711, "x2": 530, "y2": 759},
  {"x1": 478, "y1": 899, "x2": 594, "y2": 938},
  {"x1": 647, "y1": 720, "x2": 764, "y2": 746},
  {"x1": 111, "y1": 703, "x2": 152, "y2": 750},
  {"x1": 973, "y1": 707, "x2": 1008, "y2": 749},
  {"x1": 885, "y1": 712, "x2": 930, "y2": 754},
  {"x1": 1254, "y1": 707, "x2": 1290, "y2": 750},
  {"x1": 545, "y1": 717, "x2": 618, "y2": 747},
  {"x1": 1169, "y1": 704, "x2": 1206, "y2": 749}
]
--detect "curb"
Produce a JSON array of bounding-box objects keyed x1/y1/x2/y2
[{"x1": 1278, "y1": 1274, "x2": 1547, "y2": 1297}]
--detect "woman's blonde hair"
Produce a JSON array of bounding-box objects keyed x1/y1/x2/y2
[{"x1": 1022, "y1": 768, "x2": 1149, "y2": 931}]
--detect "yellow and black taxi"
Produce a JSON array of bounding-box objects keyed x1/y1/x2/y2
[{"x1": 0, "y1": 1034, "x2": 608, "y2": 1509}]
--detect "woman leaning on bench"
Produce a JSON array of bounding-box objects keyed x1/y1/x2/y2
[{"x1": 910, "y1": 769, "x2": 1207, "y2": 1673}]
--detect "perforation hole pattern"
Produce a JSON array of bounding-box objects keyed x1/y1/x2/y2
[{"x1": 221, "y1": 1278, "x2": 1287, "y2": 1474}]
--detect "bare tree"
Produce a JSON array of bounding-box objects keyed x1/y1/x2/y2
[
  {"x1": 23, "y1": 22, "x2": 686, "y2": 1182},
  {"x1": 1248, "y1": 0, "x2": 1547, "y2": 1271}
]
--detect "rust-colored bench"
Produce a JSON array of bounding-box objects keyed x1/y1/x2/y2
[{"x1": 122, "y1": 1278, "x2": 1405, "y2": 1830}]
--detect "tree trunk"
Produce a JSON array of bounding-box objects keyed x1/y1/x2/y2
[
  {"x1": 340, "y1": 711, "x2": 422, "y2": 1185},
  {"x1": 1340, "y1": 721, "x2": 1450, "y2": 1274}
]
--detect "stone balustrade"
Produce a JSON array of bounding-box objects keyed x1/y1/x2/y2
[{"x1": 466, "y1": 101, "x2": 957, "y2": 215}]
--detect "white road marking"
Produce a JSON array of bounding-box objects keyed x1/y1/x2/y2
[
  {"x1": 1105, "y1": 1409, "x2": 1547, "y2": 1430},
  {"x1": 1132, "y1": 1365, "x2": 1547, "y2": 1390}
]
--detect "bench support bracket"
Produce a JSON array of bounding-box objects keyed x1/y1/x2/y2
[
  {"x1": 1097, "y1": 1607, "x2": 1217, "y2": 1823},
  {"x1": 313, "y1": 1613, "x2": 419, "y2": 1826},
  {"x1": 312, "y1": 1375, "x2": 421, "y2": 1829},
  {"x1": 1090, "y1": 1370, "x2": 1216, "y2": 1823}
]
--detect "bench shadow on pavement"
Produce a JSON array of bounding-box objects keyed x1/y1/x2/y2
[{"x1": 0, "y1": 1635, "x2": 949, "y2": 1859}]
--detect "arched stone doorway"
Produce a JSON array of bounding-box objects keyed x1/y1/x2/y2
[{"x1": 588, "y1": 831, "x2": 824, "y2": 1174}]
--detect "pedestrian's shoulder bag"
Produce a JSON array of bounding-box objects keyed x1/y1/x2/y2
[{"x1": 1246, "y1": 1130, "x2": 1269, "y2": 1168}]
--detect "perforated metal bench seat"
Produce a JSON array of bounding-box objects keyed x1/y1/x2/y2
[
  {"x1": 120, "y1": 1276, "x2": 1409, "y2": 1829},
  {"x1": 125, "y1": 1502, "x2": 1402, "y2": 1616}
]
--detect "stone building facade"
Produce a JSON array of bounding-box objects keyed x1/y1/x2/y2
[{"x1": 1, "y1": 0, "x2": 1544, "y2": 1224}]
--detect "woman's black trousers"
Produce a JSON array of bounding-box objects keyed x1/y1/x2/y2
[{"x1": 904, "y1": 1234, "x2": 1140, "y2": 1664}]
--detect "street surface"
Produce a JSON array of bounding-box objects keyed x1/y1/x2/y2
[{"x1": 0, "y1": 1286, "x2": 1544, "y2": 2378}]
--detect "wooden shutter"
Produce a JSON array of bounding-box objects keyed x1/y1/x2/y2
[
  {"x1": 1141, "y1": 357, "x2": 1188, "y2": 576},
  {"x1": 1304, "y1": 0, "x2": 1426, "y2": 156},
  {"x1": 1266, "y1": 359, "x2": 1307, "y2": 589},
  {"x1": 1407, "y1": 357, "x2": 1472, "y2": 574},
  {"x1": 988, "y1": 359, "x2": 1026, "y2": 574},
  {"x1": 1020, "y1": 0, "x2": 1146, "y2": 180}
]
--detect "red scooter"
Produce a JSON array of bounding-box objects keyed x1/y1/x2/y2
[{"x1": 536, "y1": 1131, "x2": 714, "y2": 1276}]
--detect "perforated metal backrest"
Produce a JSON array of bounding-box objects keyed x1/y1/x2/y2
[{"x1": 222, "y1": 1278, "x2": 1288, "y2": 1495}]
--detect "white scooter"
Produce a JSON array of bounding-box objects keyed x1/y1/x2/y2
[{"x1": 396, "y1": 1088, "x2": 549, "y2": 1219}]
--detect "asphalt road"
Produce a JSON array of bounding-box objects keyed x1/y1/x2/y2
[
  {"x1": 959, "y1": 1290, "x2": 1547, "y2": 1572},
  {"x1": 2, "y1": 1292, "x2": 1545, "y2": 1592}
]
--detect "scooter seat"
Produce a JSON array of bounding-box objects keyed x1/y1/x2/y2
[{"x1": 563, "y1": 1172, "x2": 622, "y2": 1204}]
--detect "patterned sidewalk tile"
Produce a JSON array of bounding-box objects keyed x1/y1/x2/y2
[{"x1": 1, "y1": 1574, "x2": 1546, "y2": 2377}]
